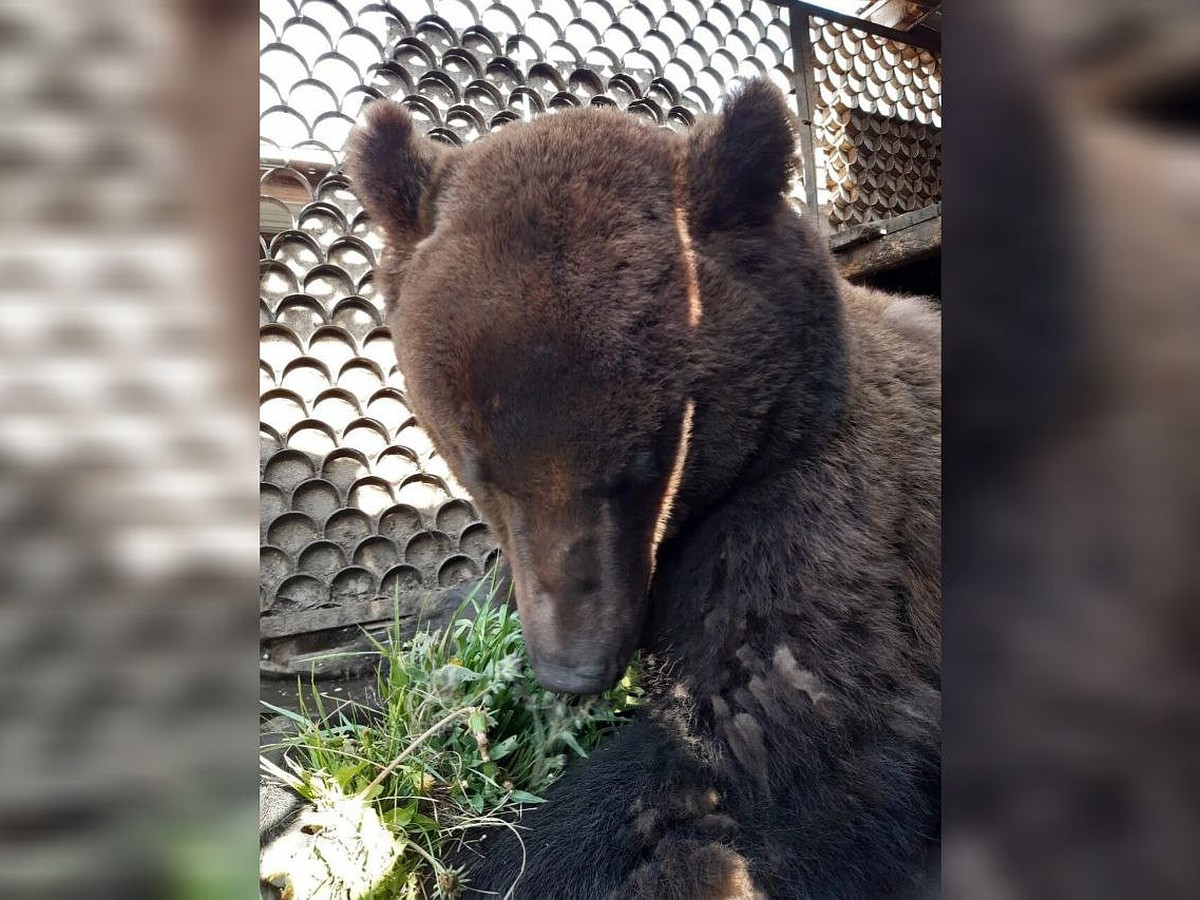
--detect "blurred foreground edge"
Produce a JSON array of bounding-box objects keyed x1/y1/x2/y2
[{"x1": 943, "y1": 4, "x2": 1200, "y2": 899}]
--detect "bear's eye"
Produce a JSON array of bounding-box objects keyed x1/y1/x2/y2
[{"x1": 613, "y1": 448, "x2": 659, "y2": 495}]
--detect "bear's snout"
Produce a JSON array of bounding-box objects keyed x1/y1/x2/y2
[
  {"x1": 499, "y1": 500, "x2": 649, "y2": 695},
  {"x1": 517, "y1": 573, "x2": 642, "y2": 695}
]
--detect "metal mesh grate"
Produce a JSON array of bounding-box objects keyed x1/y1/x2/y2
[
  {"x1": 810, "y1": 17, "x2": 941, "y2": 229},
  {"x1": 259, "y1": 0, "x2": 799, "y2": 160}
]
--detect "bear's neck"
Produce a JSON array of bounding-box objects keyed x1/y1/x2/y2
[
  {"x1": 640, "y1": 215, "x2": 852, "y2": 664},
  {"x1": 675, "y1": 213, "x2": 850, "y2": 532}
]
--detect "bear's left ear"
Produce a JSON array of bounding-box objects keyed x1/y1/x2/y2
[
  {"x1": 344, "y1": 99, "x2": 456, "y2": 257},
  {"x1": 686, "y1": 78, "x2": 797, "y2": 232}
]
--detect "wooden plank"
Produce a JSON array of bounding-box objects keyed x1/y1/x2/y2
[
  {"x1": 830, "y1": 202, "x2": 941, "y2": 251},
  {"x1": 260, "y1": 598, "x2": 405, "y2": 639},
  {"x1": 834, "y1": 214, "x2": 941, "y2": 279},
  {"x1": 260, "y1": 578, "x2": 489, "y2": 640}
]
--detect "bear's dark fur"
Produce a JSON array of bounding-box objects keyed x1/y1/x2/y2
[{"x1": 346, "y1": 79, "x2": 940, "y2": 898}]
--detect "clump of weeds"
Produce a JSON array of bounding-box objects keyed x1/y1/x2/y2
[{"x1": 261, "y1": 569, "x2": 643, "y2": 899}]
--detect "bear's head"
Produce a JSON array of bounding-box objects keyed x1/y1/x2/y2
[{"x1": 347, "y1": 80, "x2": 842, "y2": 693}]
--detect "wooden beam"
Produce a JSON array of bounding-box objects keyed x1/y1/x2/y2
[
  {"x1": 260, "y1": 598, "x2": 400, "y2": 639},
  {"x1": 861, "y1": 1, "x2": 934, "y2": 31},
  {"x1": 785, "y1": 1, "x2": 941, "y2": 53},
  {"x1": 830, "y1": 203, "x2": 941, "y2": 251},
  {"x1": 833, "y1": 213, "x2": 941, "y2": 279}
]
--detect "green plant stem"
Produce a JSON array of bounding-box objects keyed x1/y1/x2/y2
[{"x1": 359, "y1": 706, "x2": 478, "y2": 799}]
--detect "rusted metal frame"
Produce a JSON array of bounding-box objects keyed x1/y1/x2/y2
[
  {"x1": 783, "y1": 1, "x2": 942, "y2": 53},
  {"x1": 787, "y1": 7, "x2": 822, "y2": 220}
]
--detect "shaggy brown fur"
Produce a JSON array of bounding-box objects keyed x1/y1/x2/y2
[{"x1": 346, "y1": 79, "x2": 940, "y2": 898}]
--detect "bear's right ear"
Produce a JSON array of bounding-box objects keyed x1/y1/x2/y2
[{"x1": 344, "y1": 100, "x2": 455, "y2": 255}]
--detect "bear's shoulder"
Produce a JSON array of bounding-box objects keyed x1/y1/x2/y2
[{"x1": 841, "y1": 281, "x2": 940, "y2": 353}]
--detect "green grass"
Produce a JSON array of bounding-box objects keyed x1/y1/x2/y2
[{"x1": 261, "y1": 569, "x2": 643, "y2": 899}]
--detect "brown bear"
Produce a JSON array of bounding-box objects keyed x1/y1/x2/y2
[{"x1": 346, "y1": 78, "x2": 940, "y2": 898}]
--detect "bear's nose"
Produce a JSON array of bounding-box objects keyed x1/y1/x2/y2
[{"x1": 531, "y1": 658, "x2": 621, "y2": 695}]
